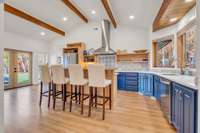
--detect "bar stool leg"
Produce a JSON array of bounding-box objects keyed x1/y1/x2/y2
[
  {"x1": 95, "y1": 87, "x2": 97, "y2": 108},
  {"x1": 48, "y1": 82, "x2": 51, "y2": 108},
  {"x1": 53, "y1": 84, "x2": 56, "y2": 110},
  {"x1": 39, "y1": 82, "x2": 43, "y2": 106},
  {"x1": 63, "y1": 84, "x2": 66, "y2": 111},
  {"x1": 91, "y1": 87, "x2": 93, "y2": 108},
  {"x1": 81, "y1": 86, "x2": 84, "y2": 114},
  {"x1": 70, "y1": 85, "x2": 73, "y2": 112},
  {"x1": 88, "y1": 87, "x2": 92, "y2": 117},
  {"x1": 103, "y1": 87, "x2": 105, "y2": 120},
  {"x1": 78, "y1": 86, "x2": 81, "y2": 104},
  {"x1": 109, "y1": 84, "x2": 112, "y2": 110},
  {"x1": 64, "y1": 84, "x2": 67, "y2": 103},
  {"x1": 75, "y1": 85, "x2": 78, "y2": 103}
]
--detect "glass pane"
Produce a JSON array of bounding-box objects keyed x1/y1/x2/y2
[
  {"x1": 157, "y1": 40, "x2": 175, "y2": 67},
  {"x1": 3, "y1": 51, "x2": 11, "y2": 86},
  {"x1": 16, "y1": 52, "x2": 31, "y2": 84},
  {"x1": 185, "y1": 26, "x2": 196, "y2": 68}
]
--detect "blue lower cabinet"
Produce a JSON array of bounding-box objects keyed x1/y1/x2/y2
[
  {"x1": 117, "y1": 73, "x2": 126, "y2": 90},
  {"x1": 172, "y1": 83, "x2": 197, "y2": 133},
  {"x1": 125, "y1": 73, "x2": 138, "y2": 91},
  {"x1": 117, "y1": 72, "x2": 138, "y2": 91},
  {"x1": 139, "y1": 73, "x2": 153, "y2": 96},
  {"x1": 153, "y1": 76, "x2": 161, "y2": 99},
  {"x1": 138, "y1": 73, "x2": 144, "y2": 93}
]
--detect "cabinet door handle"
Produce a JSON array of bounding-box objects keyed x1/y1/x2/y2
[
  {"x1": 14, "y1": 67, "x2": 17, "y2": 73},
  {"x1": 184, "y1": 94, "x2": 190, "y2": 98},
  {"x1": 175, "y1": 89, "x2": 179, "y2": 93}
]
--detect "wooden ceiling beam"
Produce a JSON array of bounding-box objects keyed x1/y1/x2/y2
[
  {"x1": 4, "y1": 3, "x2": 65, "y2": 36},
  {"x1": 153, "y1": 0, "x2": 173, "y2": 32},
  {"x1": 101, "y1": 0, "x2": 117, "y2": 28},
  {"x1": 62, "y1": 0, "x2": 88, "y2": 23}
]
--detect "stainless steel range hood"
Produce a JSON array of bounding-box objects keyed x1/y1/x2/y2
[{"x1": 95, "y1": 20, "x2": 115, "y2": 55}]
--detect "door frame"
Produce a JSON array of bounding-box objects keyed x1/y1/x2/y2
[{"x1": 4, "y1": 48, "x2": 33, "y2": 90}]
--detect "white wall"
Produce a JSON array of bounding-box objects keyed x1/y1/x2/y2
[
  {"x1": 49, "y1": 22, "x2": 150, "y2": 64},
  {"x1": 3, "y1": 32, "x2": 49, "y2": 53},
  {"x1": 0, "y1": 3, "x2": 4, "y2": 133},
  {"x1": 110, "y1": 26, "x2": 149, "y2": 51},
  {"x1": 2, "y1": 32, "x2": 49, "y2": 84}
]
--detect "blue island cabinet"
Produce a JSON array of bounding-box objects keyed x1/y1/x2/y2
[
  {"x1": 172, "y1": 83, "x2": 197, "y2": 133},
  {"x1": 138, "y1": 73, "x2": 153, "y2": 96}
]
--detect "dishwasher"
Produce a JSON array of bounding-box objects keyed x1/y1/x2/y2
[{"x1": 160, "y1": 77, "x2": 171, "y2": 123}]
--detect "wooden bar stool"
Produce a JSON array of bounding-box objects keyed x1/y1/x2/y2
[
  {"x1": 39, "y1": 64, "x2": 52, "y2": 108},
  {"x1": 51, "y1": 65, "x2": 70, "y2": 111},
  {"x1": 88, "y1": 64, "x2": 112, "y2": 120},
  {"x1": 68, "y1": 64, "x2": 89, "y2": 114}
]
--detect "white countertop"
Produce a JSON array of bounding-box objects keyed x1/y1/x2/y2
[{"x1": 115, "y1": 70, "x2": 198, "y2": 90}]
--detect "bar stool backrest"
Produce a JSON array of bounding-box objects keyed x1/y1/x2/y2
[
  {"x1": 68, "y1": 64, "x2": 85, "y2": 85},
  {"x1": 88, "y1": 64, "x2": 105, "y2": 87},
  {"x1": 39, "y1": 64, "x2": 51, "y2": 84},
  {"x1": 51, "y1": 65, "x2": 65, "y2": 84}
]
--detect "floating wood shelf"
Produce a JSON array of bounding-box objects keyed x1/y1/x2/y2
[{"x1": 116, "y1": 53, "x2": 149, "y2": 62}]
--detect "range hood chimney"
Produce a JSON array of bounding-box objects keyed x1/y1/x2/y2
[{"x1": 95, "y1": 20, "x2": 115, "y2": 55}]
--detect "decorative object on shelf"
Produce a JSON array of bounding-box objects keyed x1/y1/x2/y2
[
  {"x1": 87, "y1": 48, "x2": 95, "y2": 55},
  {"x1": 57, "y1": 56, "x2": 63, "y2": 64}
]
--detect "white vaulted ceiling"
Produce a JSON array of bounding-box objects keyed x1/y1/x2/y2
[{"x1": 4, "y1": 0, "x2": 163, "y2": 42}]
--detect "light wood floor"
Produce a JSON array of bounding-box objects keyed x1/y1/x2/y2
[{"x1": 5, "y1": 85, "x2": 176, "y2": 133}]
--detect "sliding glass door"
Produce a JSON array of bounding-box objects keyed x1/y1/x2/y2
[
  {"x1": 3, "y1": 50, "x2": 13, "y2": 89},
  {"x1": 3, "y1": 49, "x2": 32, "y2": 89}
]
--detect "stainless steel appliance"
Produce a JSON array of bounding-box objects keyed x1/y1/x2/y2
[
  {"x1": 63, "y1": 53, "x2": 78, "y2": 68},
  {"x1": 94, "y1": 20, "x2": 116, "y2": 68},
  {"x1": 160, "y1": 77, "x2": 171, "y2": 123}
]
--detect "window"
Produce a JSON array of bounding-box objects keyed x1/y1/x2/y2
[
  {"x1": 183, "y1": 26, "x2": 196, "y2": 68},
  {"x1": 153, "y1": 36, "x2": 175, "y2": 68}
]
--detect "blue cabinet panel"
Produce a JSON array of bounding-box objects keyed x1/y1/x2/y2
[
  {"x1": 138, "y1": 73, "x2": 144, "y2": 93},
  {"x1": 153, "y1": 75, "x2": 161, "y2": 100},
  {"x1": 139, "y1": 73, "x2": 153, "y2": 96},
  {"x1": 125, "y1": 72, "x2": 138, "y2": 91},
  {"x1": 117, "y1": 72, "x2": 138, "y2": 91},
  {"x1": 117, "y1": 73, "x2": 125, "y2": 90},
  {"x1": 183, "y1": 87, "x2": 195, "y2": 133},
  {"x1": 171, "y1": 83, "x2": 197, "y2": 133}
]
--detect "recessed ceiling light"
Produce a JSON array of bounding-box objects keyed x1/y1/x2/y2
[
  {"x1": 170, "y1": 17, "x2": 177, "y2": 22},
  {"x1": 185, "y1": 0, "x2": 193, "y2": 3},
  {"x1": 129, "y1": 15, "x2": 135, "y2": 20},
  {"x1": 40, "y1": 32, "x2": 46, "y2": 36},
  {"x1": 62, "y1": 17, "x2": 68, "y2": 21},
  {"x1": 91, "y1": 10, "x2": 96, "y2": 15}
]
